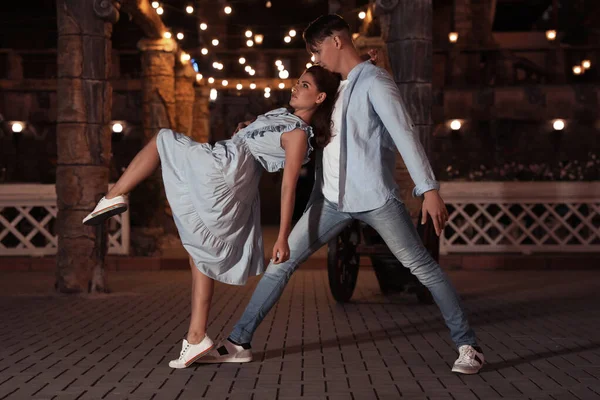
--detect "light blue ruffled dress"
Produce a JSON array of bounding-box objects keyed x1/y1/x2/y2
[{"x1": 156, "y1": 108, "x2": 314, "y2": 285}]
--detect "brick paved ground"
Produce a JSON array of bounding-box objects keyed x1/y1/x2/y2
[{"x1": 1, "y1": 268, "x2": 599, "y2": 400}]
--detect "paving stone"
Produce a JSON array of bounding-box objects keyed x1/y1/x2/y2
[{"x1": 1, "y1": 269, "x2": 599, "y2": 399}]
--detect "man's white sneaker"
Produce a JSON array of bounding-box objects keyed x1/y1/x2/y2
[
  {"x1": 168, "y1": 335, "x2": 215, "y2": 369},
  {"x1": 194, "y1": 339, "x2": 253, "y2": 364},
  {"x1": 452, "y1": 345, "x2": 484, "y2": 374},
  {"x1": 82, "y1": 195, "x2": 128, "y2": 226}
]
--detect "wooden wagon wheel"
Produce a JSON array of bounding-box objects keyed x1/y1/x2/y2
[{"x1": 327, "y1": 221, "x2": 360, "y2": 302}]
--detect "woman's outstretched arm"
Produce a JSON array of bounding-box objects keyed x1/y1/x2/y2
[{"x1": 272, "y1": 128, "x2": 308, "y2": 264}]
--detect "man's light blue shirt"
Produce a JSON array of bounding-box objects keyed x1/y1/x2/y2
[{"x1": 308, "y1": 61, "x2": 440, "y2": 213}]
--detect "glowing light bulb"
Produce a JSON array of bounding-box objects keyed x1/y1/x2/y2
[
  {"x1": 201, "y1": 48, "x2": 208, "y2": 55},
  {"x1": 245, "y1": 30, "x2": 253, "y2": 38},
  {"x1": 224, "y1": 6, "x2": 232, "y2": 14},
  {"x1": 112, "y1": 123, "x2": 123, "y2": 133},
  {"x1": 239, "y1": 57, "x2": 246, "y2": 64},
  {"x1": 246, "y1": 40, "x2": 254, "y2": 47},
  {"x1": 450, "y1": 120, "x2": 461, "y2": 131},
  {"x1": 358, "y1": 11, "x2": 366, "y2": 19},
  {"x1": 176, "y1": 32, "x2": 184, "y2": 40},
  {"x1": 279, "y1": 70, "x2": 289, "y2": 79},
  {"x1": 553, "y1": 119, "x2": 565, "y2": 131},
  {"x1": 186, "y1": 5, "x2": 194, "y2": 14},
  {"x1": 200, "y1": 23, "x2": 207, "y2": 31},
  {"x1": 156, "y1": 6, "x2": 164, "y2": 15},
  {"x1": 284, "y1": 36, "x2": 291, "y2": 43},
  {"x1": 448, "y1": 32, "x2": 458, "y2": 43},
  {"x1": 163, "y1": 32, "x2": 172, "y2": 39},
  {"x1": 11, "y1": 122, "x2": 24, "y2": 133}
]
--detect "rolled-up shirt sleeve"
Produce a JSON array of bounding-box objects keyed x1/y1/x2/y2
[{"x1": 368, "y1": 69, "x2": 440, "y2": 197}]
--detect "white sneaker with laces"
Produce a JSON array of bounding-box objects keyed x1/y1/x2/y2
[
  {"x1": 82, "y1": 195, "x2": 128, "y2": 226},
  {"x1": 194, "y1": 339, "x2": 253, "y2": 364},
  {"x1": 168, "y1": 335, "x2": 215, "y2": 369},
  {"x1": 452, "y1": 345, "x2": 484, "y2": 374}
]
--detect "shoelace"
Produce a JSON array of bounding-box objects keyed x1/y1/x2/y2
[
  {"x1": 179, "y1": 343, "x2": 190, "y2": 360},
  {"x1": 457, "y1": 347, "x2": 477, "y2": 365}
]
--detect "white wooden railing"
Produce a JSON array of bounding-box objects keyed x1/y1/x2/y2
[
  {"x1": 0, "y1": 184, "x2": 129, "y2": 256},
  {"x1": 439, "y1": 182, "x2": 600, "y2": 254}
]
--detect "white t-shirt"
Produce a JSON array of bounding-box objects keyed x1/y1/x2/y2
[{"x1": 322, "y1": 79, "x2": 349, "y2": 203}]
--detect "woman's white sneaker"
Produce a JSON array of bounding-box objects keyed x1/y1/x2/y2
[
  {"x1": 82, "y1": 195, "x2": 128, "y2": 226},
  {"x1": 194, "y1": 339, "x2": 252, "y2": 364},
  {"x1": 168, "y1": 335, "x2": 215, "y2": 369},
  {"x1": 452, "y1": 345, "x2": 484, "y2": 374}
]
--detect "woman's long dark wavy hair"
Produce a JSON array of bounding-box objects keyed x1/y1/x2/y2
[{"x1": 303, "y1": 65, "x2": 341, "y2": 148}]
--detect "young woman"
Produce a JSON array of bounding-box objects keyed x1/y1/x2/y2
[{"x1": 82, "y1": 66, "x2": 341, "y2": 368}]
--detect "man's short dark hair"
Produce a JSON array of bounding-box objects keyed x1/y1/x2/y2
[{"x1": 303, "y1": 14, "x2": 350, "y2": 51}]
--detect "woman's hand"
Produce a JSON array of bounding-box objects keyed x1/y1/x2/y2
[
  {"x1": 271, "y1": 238, "x2": 290, "y2": 264},
  {"x1": 234, "y1": 119, "x2": 254, "y2": 133}
]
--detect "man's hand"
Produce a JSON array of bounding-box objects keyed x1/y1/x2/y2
[
  {"x1": 421, "y1": 190, "x2": 449, "y2": 237},
  {"x1": 234, "y1": 120, "x2": 253, "y2": 134}
]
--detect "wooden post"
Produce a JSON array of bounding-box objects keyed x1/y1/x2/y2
[
  {"x1": 377, "y1": 0, "x2": 433, "y2": 220},
  {"x1": 191, "y1": 86, "x2": 211, "y2": 143},
  {"x1": 55, "y1": 0, "x2": 119, "y2": 293},
  {"x1": 175, "y1": 62, "x2": 196, "y2": 136}
]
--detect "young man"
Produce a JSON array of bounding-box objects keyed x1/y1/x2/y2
[{"x1": 198, "y1": 14, "x2": 484, "y2": 374}]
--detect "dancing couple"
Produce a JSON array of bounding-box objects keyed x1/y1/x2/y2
[{"x1": 83, "y1": 14, "x2": 484, "y2": 374}]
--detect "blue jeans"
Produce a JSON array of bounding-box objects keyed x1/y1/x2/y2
[{"x1": 229, "y1": 197, "x2": 477, "y2": 348}]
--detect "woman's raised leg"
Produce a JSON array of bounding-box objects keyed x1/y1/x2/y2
[{"x1": 106, "y1": 134, "x2": 160, "y2": 199}]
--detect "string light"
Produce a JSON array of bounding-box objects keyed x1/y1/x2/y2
[
  {"x1": 236, "y1": 83, "x2": 243, "y2": 90},
  {"x1": 306, "y1": 62, "x2": 312, "y2": 68},
  {"x1": 278, "y1": 82, "x2": 285, "y2": 89},
  {"x1": 265, "y1": 87, "x2": 271, "y2": 93},
  {"x1": 176, "y1": 32, "x2": 184, "y2": 40},
  {"x1": 284, "y1": 36, "x2": 291, "y2": 43},
  {"x1": 180, "y1": 53, "x2": 191, "y2": 62},
  {"x1": 358, "y1": 11, "x2": 366, "y2": 19},
  {"x1": 201, "y1": 48, "x2": 208, "y2": 55},
  {"x1": 222, "y1": 80, "x2": 229, "y2": 86},
  {"x1": 275, "y1": 60, "x2": 282, "y2": 66},
  {"x1": 163, "y1": 32, "x2": 172, "y2": 39},
  {"x1": 254, "y1": 34, "x2": 264, "y2": 44},
  {"x1": 264, "y1": 92, "x2": 271, "y2": 98},
  {"x1": 265, "y1": 1, "x2": 272, "y2": 8},
  {"x1": 448, "y1": 32, "x2": 458, "y2": 43},
  {"x1": 196, "y1": 73, "x2": 203, "y2": 82},
  {"x1": 212, "y1": 62, "x2": 220, "y2": 69},
  {"x1": 249, "y1": 69, "x2": 256, "y2": 76},
  {"x1": 208, "y1": 77, "x2": 215, "y2": 84},
  {"x1": 573, "y1": 65, "x2": 582, "y2": 75},
  {"x1": 245, "y1": 66, "x2": 252, "y2": 72},
  {"x1": 210, "y1": 88, "x2": 218, "y2": 101},
  {"x1": 151, "y1": 1, "x2": 159, "y2": 9},
  {"x1": 224, "y1": 6, "x2": 232, "y2": 14},
  {"x1": 245, "y1": 30, "x2": 253, "y2": 38},
  {"x1": 156, "y1": 6, "x2": 164, "y2": 15},
  {"x1": 546, "y1": 30, "x2": 557, "y2": 41},
  {"x1": 186, "y1": 5, "x2": 194, "y2": 13},
  {"x1": 277, "y1": 64, "x2": 284, "y2": 71},
  {"x1": 279, "y1": 70, "x2": 289, "y2": 79},
  {"x1": 582, "y1": 60, "x2": 591, "y2": 69},
  {"x1": 289, "y1": 29, "x2": 296, "y2": 37},
  {"x1": 212, "y1": 39, "x2": 219, "y2": 46},
  {"x1": 250, "y1": 83, "x2": 256, "y2": 89},
  {"x1": 246, "y1": 40, "x2": 254, "y2": 47},
  {"x1": 239, "y1": 57, "x2": 246, "y2": 64},
  {"x1": 200, "y1": 23, "x2": 208, "y2": 30}
]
